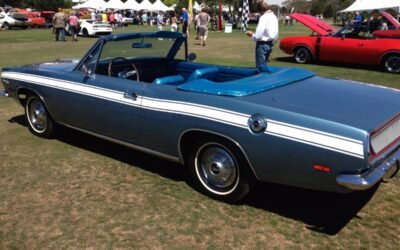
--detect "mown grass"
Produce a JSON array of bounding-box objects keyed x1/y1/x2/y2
[{"x1": 0, "y1": 23, "x2": 399, "y2": 249}]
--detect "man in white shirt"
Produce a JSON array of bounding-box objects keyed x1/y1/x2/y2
[{"x1": 246, "y1": 0, "x2": 278, "y2": 70}]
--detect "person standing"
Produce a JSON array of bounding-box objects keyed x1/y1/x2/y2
[
  {"x1": 181, "y1": 8, "x2": 189, "y2": 36},
  {"x1": 196, "y1": 9, "x2": 210, "y2": 46},
  {"x1": 246, "y1": 0, "x2": 278, "y2": 70},
  {"x1": 101, "y1": 11, "x2": 108, "y2": 24},
  {"x1": 116, "y1": 11, "x2": 123, "y2": 29},
  {"x1": 109, "y1": 12, "x2": 116, "y2": 29},
  {"x1": 90, "y1": 11, "x2": 96, "y2": 21},
  {"x1": 68, "y1": 12, "x2": 79, "y2": 41},
  {"x1": 52, "y1": 8, "x2": 67, "y2": 41},
  {"x1": 156, "y1": 12, "x2": 165, "y2": 31},
  {"x1": 141, "y1": 12, "x2": 148, "y2": 28},
  {"x1": 170, "y1": 12, "x2": 178, "y2": 32}
]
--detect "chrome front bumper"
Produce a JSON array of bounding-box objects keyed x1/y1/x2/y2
[{"x1": 337, "y1": 148, "x2": 400, "y2": 190}]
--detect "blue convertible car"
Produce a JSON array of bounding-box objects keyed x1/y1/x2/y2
[{"x1": 1, "y1": 32, "x2": 400, "y2": 203}]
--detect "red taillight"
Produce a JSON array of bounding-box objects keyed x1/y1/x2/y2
[{"x1": 313, "y1": 164, "x2": 331, "y2": 172}]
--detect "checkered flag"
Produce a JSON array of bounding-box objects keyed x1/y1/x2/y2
[{"x1": 242, "y1": 0, "x2": 249, "y2": 31}]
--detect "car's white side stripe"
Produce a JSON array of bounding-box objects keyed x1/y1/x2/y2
[{"x1": 1, "y1": 71, "x2": 364, "y2": 158}]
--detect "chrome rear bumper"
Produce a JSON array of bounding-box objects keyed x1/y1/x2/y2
[
  {"x1": 337, "y1": 148, "x2": 400, "y2": 190},
  {"x1": 0, "y1": 89, "x2": 9, "y2": 97}
]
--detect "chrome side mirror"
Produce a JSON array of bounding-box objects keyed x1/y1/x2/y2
[
  {"x1": 82, "y1": 64, "x2": 93, "y2": 77},
  {"x1": 187, "y1": 53, "x2": 197, "y2": 62}
]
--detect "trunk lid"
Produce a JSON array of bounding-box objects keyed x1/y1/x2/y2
[
  {"x1": 245, "y1": 76, "x2": 400, "y2": 132},
  {"x1": 382, "y1": 11, "x2": 400, "y2": 29}
]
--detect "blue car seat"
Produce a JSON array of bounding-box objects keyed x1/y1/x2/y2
[
  {"x1": 153, "y1": 75, "x2": 185, "y2": 85},
  {"x1": 187, "y1": 67, "x2": 219, "y2": 82}
]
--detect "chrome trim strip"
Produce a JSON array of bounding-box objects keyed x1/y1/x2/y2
[
  {"x1": 178, "y1": 128, "x2": 261, "y2": 180},
  {"x1": 3, "y1": 71, "x2": 366, "y2": 159},
  {"x1": 61, "y1": 123, "x2": 181, "y2": 163},
  {"x1": 337, "y1": 147, "x2": 400, "y2": 190}
]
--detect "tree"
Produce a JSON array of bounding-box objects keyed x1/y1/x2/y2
[
  {"x1": 282, "y1": 0, "x2": 312, "y2": 14},
  {"x1": 323, "y1": 4, "x2": 335, "y2": 18},
  {"x1": 309, "y1": 0, "x2": 326, "y2": 15}
]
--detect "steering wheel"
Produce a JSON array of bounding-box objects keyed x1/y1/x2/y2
[{"x1": 108, "y1": 57, "x2": 139, "y2": 81}]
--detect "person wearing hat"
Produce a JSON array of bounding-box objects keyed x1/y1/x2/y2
[
  {"x1": 246, "y1": 0, "x2": 278, "y2": 70},
  {"x1": 52, "y1": 8, "x2": 67, "y2": 41}
]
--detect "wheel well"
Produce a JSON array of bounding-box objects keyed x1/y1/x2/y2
[
  {"x1": 179, "y1": 130, "x2": 259, "y2": 180},
  {"x1": 293, "y1": 45, "x2": 315, "y2": 59},
  {"x1": 16, "y1": 88, "x2": 38, "y2": 107},
  {"x1": 381, "y1": 52, "x2": 400, "y2": 65}
]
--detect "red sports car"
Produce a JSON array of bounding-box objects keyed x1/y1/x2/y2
[{"x1": 279, "y1": 13, "x2": 400, "y2": 73}]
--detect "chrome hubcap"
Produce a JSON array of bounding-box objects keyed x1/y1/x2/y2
[
  {"x1": 295, "y1": 48, "x2": 308, "y2": 63},
  {"x1": 198, "y1": 146, "x2": 237, "y2": 189},
  {"x1": 29, "y1": 99, "x2": 47, "y2": 132},
  {"x1": 386, "y1": 56, "x2": 400, "y2": 73}
]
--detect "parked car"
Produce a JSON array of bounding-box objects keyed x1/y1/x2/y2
[
  {"x1": 40, "y1": 11, "x2": 55, "y2": 28},
  {"x1": 66, "y1": 19, "x2": 112, "y2": 37},
  {"x1": 1, "y1": 31, "x2": 400, "y2": 203},
  {"x1": 122, "y1": 16, "x2": 133, "y2": 26},
  {"x1": 0, "y1": 12, "x2": 31, "y2": 30},
  {"x1": 16, "y1": 9, "x2": 45, "y2": 28},
  {"x1": 372, "y1": 11, "x2": 400, "y2": 38},
  {"x1": 279, "y1": 13, "x2": 400, "y2": 73}
]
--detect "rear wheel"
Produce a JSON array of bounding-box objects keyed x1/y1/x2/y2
[
  {"x1": 25, "y1": 95, "x2": 55, "y2": 138},
  {"x1": 383, "y1": 54, "x2": 400, "y2": 73},
  {"x1": 294, "y1": 46, "x2": 312, "y2": 64},
  {"x1": 188, "y1": 137, "x2": 256, "y2": 203},
  {"x1": 82, "y1": 28, "x2": 89, "y2": 37}
]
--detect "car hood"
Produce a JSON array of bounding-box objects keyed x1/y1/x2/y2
[
  {"x1": 23, "y1": 59, "x2": 80, "y2": 72},
  {"x1": 382, "y1": 11, "x2": 400, "y2": 29},
  {"x1": 289, "y1": 13, "x2": 336, "y2": 36},
  {"x1": 245, "y1": 76, "x2": 400, "y2": 132}
]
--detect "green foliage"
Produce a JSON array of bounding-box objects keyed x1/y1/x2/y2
[
  {"x1": 323, "y1": 4, "x2": 335, "y2": 18},
  {"x1": 309, "y1": 0, "x2": 326, "y2": 15},
  {"x1": 0, "y1": 0, "x2": 72, "y2": 10},
  {"x1": 282, "y1": 0, "x2": 312, "y2": 14}
]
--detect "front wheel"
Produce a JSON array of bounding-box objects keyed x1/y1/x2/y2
[
  {"x1": 294, "y1": 46, "x2": 312, "y2": 64},
  {"x1": 188, "y1": 137, "x2": 255, "y2": 203},
  {"x1": 3, "y1": 22, "x2": 10, "y2": 30},
  {"x1": 383, "y1": 54, "x2": 400, "y2": 73},
  {"x1": 25, "y1": 95, "x2": 55, "y2": 138}
]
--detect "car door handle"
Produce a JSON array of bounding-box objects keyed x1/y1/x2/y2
[
  {"x1": 123, "y1": 91, "x2": 139, "y2": 101},
  {"x1": 358, "y1": 44, "x2": 364, "y2": 47}
]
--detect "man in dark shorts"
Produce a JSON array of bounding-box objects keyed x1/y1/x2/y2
[
  {"x1": 181, "y1": 8, "x2": 189, "y2": 36},
  {"x1": 196, "y1": 9, "x2": 210, "y2": 46}
]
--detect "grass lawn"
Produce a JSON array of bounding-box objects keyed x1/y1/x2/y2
[{"x1": 0, "y1": 23, "x2": 399, "y2": 249}]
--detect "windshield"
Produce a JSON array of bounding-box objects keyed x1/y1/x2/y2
[{"x1": 99, "y1": 36, "x2": 180, "y2": 62}]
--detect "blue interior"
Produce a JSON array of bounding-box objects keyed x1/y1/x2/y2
[{"x1": 152, "y1": 62, "x2": 315, "y2": 97}]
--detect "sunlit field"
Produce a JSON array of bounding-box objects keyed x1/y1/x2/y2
[{"x1": 0, "y1": 22, "x2": 399, "y2": 248}]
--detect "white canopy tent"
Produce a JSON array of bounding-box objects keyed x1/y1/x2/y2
[
  {"x1": 138, "y1": 0, "x2": 155, "y2": 11},
  {"x1": 193, "y1": 1, "x2": 201, "y2": 11},
  {"x1": 72, "y1": 0, "x2": 106, "y2": 9},
  {"x1": 104, "y1": 0, "x2": 126, "y2": 10},
  {"x1": 152, "y1": 0, "x2": 173, "y2": 12},
  {"x1": 341, "y1": 0, "x2": 400, "y2": 12},
  {"x1": 124, "y1": 0, "x2": 140, "y2": 10}
]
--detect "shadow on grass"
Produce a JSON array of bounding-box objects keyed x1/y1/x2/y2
[
  {"x1": 245, "y1": 182, "x2": 378, "y2": 235},
  {"x1": 274, "y1": 56, "x2": 386, "y2": 73},
  {"x1": 10, "y1": 114, "x2": 378, "y2": 236}
]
